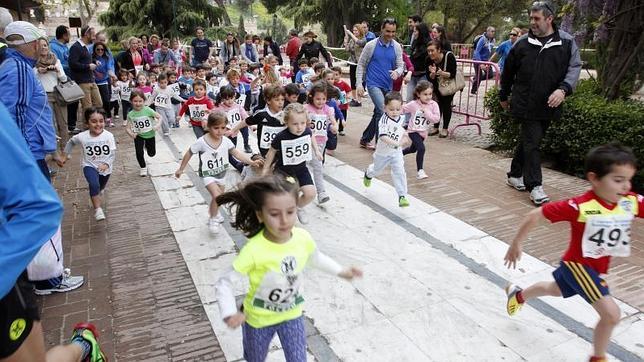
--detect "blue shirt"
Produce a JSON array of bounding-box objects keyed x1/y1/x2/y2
[
  {"x1": 473, "y1": 35, "x2": 495, "y2": 61},
  {"x1": 49, "y1": 39, "x2": 70, "y2": 75},
  {"x1": 365, "y1": 39, "x2": 396, "y2": 91},
  {"x1": 0, "y1": 102, "x2": 63, "y2": 298},
  {"x1": 495, "y1": 39, "x2": 512, "y2": 72},
  {"x1": 366, "y1": 31, "x2": 376, "y2": 42},
  {"x1": 0, "y1": 48, "x2": 57, "y2": 160}
]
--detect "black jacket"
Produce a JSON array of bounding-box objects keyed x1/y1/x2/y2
[
  {"x1": 263, "y1": 42, "x2": 283, "y2": 65},
  {"x1": 499, "y1": 26, "x2": 581, "y2": 121},
  {"x1": 296, "y1": 41, "x2": 333, "y2": 66},
  {"x1": 116, "y1": 49, "x2": 147, "y2": 77},
  {"x1": 69, "y1": 41, "x2": 95, "y2": 84}
]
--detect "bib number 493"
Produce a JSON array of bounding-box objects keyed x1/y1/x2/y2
[{"x1": 582, "y1": 215, "x2": 633, "y2": 258}]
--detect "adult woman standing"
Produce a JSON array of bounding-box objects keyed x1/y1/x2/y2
[
  {"x1": 35, "y1": 38, "x2": 68, "y2": 145},
  {"x1": 427, "y1": 39, "x2": 456, "y2": 138},
  {"x1": 404, "y1": 23, "x2": 431, "y2": 101},
  {"x1": 296, "y1": 31, "x2": 333, "y2": 66},
  {"x1": 148, "y1": 34, "x2": 160, "y2": 53},
  {"x1": 431, "y1": 25, "x2": 452, "y2": 52},
  {"x1": 343, "y1": 23, "x2": 367, "y2": 106},
  {"x1": 117, "y1": 37, "x2": 148, "y2": 77},
  {"x1": 220, "y1": 32, "x2": 241, "y2": 66},
  {"x1": 92, "y1": 42, "x2": 113, "y2": 125}
]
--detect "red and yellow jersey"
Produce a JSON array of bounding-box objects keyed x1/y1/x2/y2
[{"x1": 542, "y1": 191, "x2": 643, "y2": 274}]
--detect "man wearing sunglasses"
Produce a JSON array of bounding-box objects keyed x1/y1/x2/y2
[
  {"x1": 500, "y1": 1, "x2": 581, "y2": 206},
  {"x1": 490, "y1": 27, "x2": 522, "y2": 72}
]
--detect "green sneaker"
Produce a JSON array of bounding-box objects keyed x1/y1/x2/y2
[
  {"x1": 363, "y1": 172, "x2": 372, "y2": 187},
  {"x1": 71, "y1": 322, "x2": 106, "y2": 362},
  {"x1": 398, "y1": 196, "x2": 410, "y2": 207}
]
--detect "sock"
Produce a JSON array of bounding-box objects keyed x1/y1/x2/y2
[
  {"x1": 516, "y1": 290, "x2": 525, "y2": 304},
  {"x1": 71, "y1": 336, "x2": 92, "y2": 360},
  {"x1": 589, "y1": 357, "x2": 606, "y2": 362}
]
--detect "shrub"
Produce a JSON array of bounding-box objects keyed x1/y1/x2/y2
[{"x1": 485, "y1": 80, "x2": 644, "y2": 192}]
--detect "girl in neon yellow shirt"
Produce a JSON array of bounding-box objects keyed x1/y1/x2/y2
[{"x1": 214, "y1": 175, "x2": 362, "y2": 361}]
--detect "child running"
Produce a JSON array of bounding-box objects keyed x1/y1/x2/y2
[
  {"x1": 214, "y1": 85, "x2": 249, "y2": 171},
  {"x1": 126, "y1": 90, "x2": 161, "y2": 176},
  {"x1": 150, "y1": 73, "x2": 185, "y2": 136},
  {"x1": 62, "y1": 107, "x2": 116, "y2": 221},
  {"x1": 363, "y1": 92, "x2": 411, "y2": 207},
  {"x1": 177, "y1": 79, "x2": 214, "y2": 138},
  {"x1": 402, "y1": 80, "x2": 440, "y2": 180},
  {"x1": 305, "y1": 82, "x2": 337, "y2": 204},
  {"x1": 263, "y1": 103, "x2": 324, "y2": 224},
  {"x1": 504, "y1": 143, "x2": 643, "y2": 362},
  {"x1": 175, "y1": 112, "x2": 263, "y2": 234},
  {"x1": 116, "y1": 69, "x2": 133, "y2": 126},
  {"x1": 214, "y1": 174, "x2": 362, "y2": 362}
]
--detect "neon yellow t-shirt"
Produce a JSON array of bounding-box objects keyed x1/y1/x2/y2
[{"x1": 233, "y1": 227, "x2": 316, "y2": 328}]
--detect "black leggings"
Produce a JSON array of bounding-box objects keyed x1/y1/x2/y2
[
  {"x1": 402, "y1": 132, "x2": 426, "y2": 171},
  {"x1": 134, "y1": 136, "x2": 156, "y2": 168},
  {"x1": 97, "y1": 83, "x2": 111, "y2": 116},
  {"x1": 349, "y1": 64, "x2": 357, "y2": 90},
  {"x1": 433, "y1": 94, "x2": 455, "y2": 130}
]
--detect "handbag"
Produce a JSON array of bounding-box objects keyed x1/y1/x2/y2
[
  {"x1": 55, "y1": 79, "x2": 85, "y2": 104},
  {"x1": 438, "y1": 51, "x2": 465, "y2": 96}
]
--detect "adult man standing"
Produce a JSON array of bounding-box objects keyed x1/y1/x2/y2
[
  {"x1": 407, "y1": 15, "x2": 422, "y2": 47},
  {"x1": 50, "y1": 25, "x2": 80, "y2": 134},
  {"x1": 362, "y1": 21, "x2": 377, "y2": 42},
  {"x1": 190, "y1": 27, "x2": 213, "y2": 66},
  {"x1": 296, "y1": 31, "x2": 333, "y2": 66},
  {"x1": 490, "y1": 27, "x2": 522, "y2": 73},
  {"x1": 285, "y1": 29, "x2": 301, "y2": 80},
  {"x1": 69, "y1": 25, "x2": 102, "y2": 112},
  {"x1": 500, "y1": 1, "x2": 581, "y2": 205},
  {"x1": 356, "y1": 18, "x2": 404, "y2": 148},
  {"x1": 471, "y1": 26, "x2": 496, "y2": 95}
]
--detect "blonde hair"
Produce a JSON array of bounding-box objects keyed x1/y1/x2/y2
[
  {"x1": 353, "y1": 23, "x2": 366, "y2": 39},
  {"x1": 283, "y1": 103, "x2": 308, "y2": 125},
  {"x1": 226, "y1": 67, "x2": 241, "y2": 80}
]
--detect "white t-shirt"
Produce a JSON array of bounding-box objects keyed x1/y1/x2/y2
[
  {"x1": 375, "y1": 114, "x2": 406, "y2": 156},
  {"x1": 190, "y1": 136, "x2": 235, "y2": 179},
  {"x1": 64, "y1": 130, "x2": 117, "y2": 175}
]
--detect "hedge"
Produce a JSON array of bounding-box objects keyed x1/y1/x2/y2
[{"x1": 484, "y1": 80, "x2": 644, "y2": 192}]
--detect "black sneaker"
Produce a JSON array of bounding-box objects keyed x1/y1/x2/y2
[{"x1": 349, "y1": 100, "x2": 362, "y2": 107}]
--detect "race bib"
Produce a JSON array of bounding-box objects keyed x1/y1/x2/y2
[
  {"x1": 409, "y1": 110, "x2": 430, "y2": 132},
  {"x1": 144, "y1": 91, "x2": 152, "y2": 103},
  {"x1": 134, "y1": 65, "x2": 143, "y2": 75},
  {"x1": 83, "y1": 140, "x2": 112, "y2": 169},
  {"x1": 169, "y1": 83, "x2": 181, "y2": 95},
  {"x1": 281, "y1": 135, "x2": 312, "y2": 165},
  {"x1": 235, "y1": 93, "x2": 247, "y2": 107},
  {"x1": 200, "y1": 150, "x2": 229, "y2": 177},
  {"x1": 281, "y1": 77, "x2": 290, "y2": 86},
  {"x1": 302, "y1": 74, "x2": 311, "y2": 83},
  {"x1": 188, "y1": 104, "x2": 208, "y2": 122},
  {"x1": 226, "y1": 109, "x2": 242, "y2": 129},
  {"x1": 154, "y1": 93, "x2": 170, "y2": 108},
  {"x1": 131, "y1": 116, "x2": 154, "y2": 134},
  {"x1": 582, "y1": 214, "x2": 633, "y2": 258},
  {"x1": 253, "y1": 270, "x2": 303, "y2": 313},
  {"x1": 260, "y1": 125, "x2": 286, "y2": 150},
  {"x1": 309, "y1": 114, "x2": 328, "y2": 137},
  {"x1": 386, "y1": 121, "x2": 405, "y2": 146},
  {"x1": 120, "y1": 85, "x2": 132, "y2": 100},
  {"x1": 110, "y1": 88, "x2": 120, "y2": 102}
]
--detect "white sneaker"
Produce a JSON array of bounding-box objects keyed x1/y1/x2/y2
[
  {"x1": 297, "y1": 208, "x2": 309, "y2": 224},
  {"x1": 212, "y1": 214, "x2": 225, "y2": 223},
  {"x1": 34, "y1": 269, "x2": 84, "y2": 295},
  {"x1": 163, "y1": 132, "x2": 170, "y2": 136},
  {"x1": 122, "y1": 120, "x2": 127, "y2": 127},
  {"x1": 208, "y1": 219, "x2": 220, "y2": 234},
  {"x1": 507, "y1": 176, "x2": 526, "y2": 191},
  {"x1": 140, "y1": 167, "x2": 147, "y2": 177},
  {"x1": 417, "y1": 169, "x2": 428, "y2": 179},
  {"x1": 94, "y1": 208, "x2": 105, "y2": 221},
  {"x1": 317, "y1": 192, "x2": 330, "y2": 204},
  {"x1": 530, "y1": 185, "x2": 550, "y2": 205}
]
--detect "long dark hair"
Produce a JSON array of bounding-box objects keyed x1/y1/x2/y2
[
  {"x1": 412, "y1": 23, "x2": 431, "y2": 52},
  {"x1": 215, "y1": 175, "x2": 300, "y2": 237}
]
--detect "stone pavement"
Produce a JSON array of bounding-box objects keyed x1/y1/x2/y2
[{"x1": 41, "y1": 125, "x2": 225, "y2": 361}]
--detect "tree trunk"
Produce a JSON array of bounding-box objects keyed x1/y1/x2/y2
[
  {"x1": 600, "y1": 0, "x2": 644, "y2": 100},
  {"x1": 214, "y1": 0, "x2": 232, "y2": 26}
]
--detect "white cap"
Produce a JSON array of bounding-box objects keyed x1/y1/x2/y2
[{"x1": 4, "y1": 21, "x2": 45, "y2": 45}]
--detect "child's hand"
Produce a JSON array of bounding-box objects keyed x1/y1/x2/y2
[
  {"x1": 174, "y1": 169, "x2": 183, "y2": 178},
  {"x1": 338, "y1": 267, "x2": 363, "y2": 280},
  {"x1": 201, "y1": 120, "x2": 208, "y2": 129},
  {"x1": 224, "y1": 312, "x2": 246, "y2": 329},
  {"x1": 504, "y1": 243, "x2": 522, "y2": 269},
  {"x1": 97, "y1": 163, "x2": 109, "y2": 173},
  {"x1": 400, "y1": 134, "x2": 412, "y2": 149},
  {"x1": 250, "y1": 159, "x2": 264, "y2": 168},
  {"x1": 331, "y1": 124, "x2": 338, "y2": 134}
]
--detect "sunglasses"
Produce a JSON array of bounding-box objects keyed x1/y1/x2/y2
[{"x1": 510, "y1": 33, "x2": 518, "y2": 36}]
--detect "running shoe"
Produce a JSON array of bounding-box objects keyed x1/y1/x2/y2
[
  {"x1": 208, "y1": 219, "x2": 220, "y2": 234},
  {"x1": 398, "y1": 196, "x2": 410, "y2": 207},
  {"x1": 428, "y1": 129, "x2": 439, "y2": 136},
  {"x1": 439, "y1": 129, "x2": 448, "y2": 138},
  {"x1": 297, "y1": 208, "x2": 309, "y2": 224},
  {"x1": 212, "y1": 214, "x2": 225, "y2": 223},
  {"x1": 139, "y1": 167, "x2": 147, "y2": 177},
  {"x1": 505, "y1": 283, "x2": 524, "y2": 316},
  {"x1": 163, "y1": 132, "x2": 170, "y2": 137},
  {"x1": 94, "y1": 208, "x2": 106, "y2": 221},
  {"x1": 349, "y1": 99, "x2": 362, "y2": 107},
  {"x1": 363, "y1": 172, "x2": 372, "y2": 187},
  {"x1": 417, "y1": 170, "x2": 428, "y2": 180},
  {"x1": 318, "y1": 192, "x2": 330, "y2": 204},
  {"x1": 71, "y1": 322, "x2": 107, "y2": 362},
  {"x1": 339, "y1": 130, "x2": 346, "y2": 136},
  {"x1": 34, "y1": 269, "x2": 84, "y2": 295},
  {"x1": 506, "y1": 176, "x2": 526, "y2": 191},
  {"x1": 529, "y1": 186, "x2": 550, "y2": 205}
]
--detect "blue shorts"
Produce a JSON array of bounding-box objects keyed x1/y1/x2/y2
[{"x1": 552, "y1": 261, "x2": 610, "y2": 304}]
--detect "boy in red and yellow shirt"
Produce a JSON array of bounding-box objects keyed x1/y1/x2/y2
[
  {"x1": 177, "y1": 79, "x2": 214, "y2": 138},
  {"x1": 504, "y1": 143, "x2": 643, "y2": 362}
]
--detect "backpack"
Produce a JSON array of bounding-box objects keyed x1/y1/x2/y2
[{"x1": 472, "y1": 34, "x2": 484, "y2": 48}]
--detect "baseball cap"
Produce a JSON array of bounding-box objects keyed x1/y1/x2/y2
[{"x1": 4, "y1": 21, "x2": 45, "y2": 45}]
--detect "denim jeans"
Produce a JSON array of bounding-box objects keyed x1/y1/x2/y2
[{"x1": 360, "y1": 86, "x2": 388, "y2": 144}]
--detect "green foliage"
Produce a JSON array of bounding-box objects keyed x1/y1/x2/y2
[{"x1": 486, "y1": 80, "x2": 644, "y2": 192}]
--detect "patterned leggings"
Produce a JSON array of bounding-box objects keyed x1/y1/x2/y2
[{"x1": 242, "y1": 316, "x2": 307, "y2": 362}]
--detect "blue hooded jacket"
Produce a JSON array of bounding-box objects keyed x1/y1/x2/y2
[
  {"x1": 49, "y1": 38, "x2": 70, "y2": 75},
  {"x1": 0, "y1": 102, "x2": 63, "y2": 298},
  {"x1": 0, "y1": 48, "x2": 57, "y2": 160}
]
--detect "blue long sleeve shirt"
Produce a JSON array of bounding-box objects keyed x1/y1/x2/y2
[
  {"x1": 0, "y1": 102, "x2": 63, "y2": 298},
  {"x1": 49, "y1": 39, "x2": 70, "y2": 75},
  {"x1": 473, "y1": 35, "x2": 495, "y2": 61},
  {"x1": 0, "y1": 48, "x2": 57, "y2": 160}
]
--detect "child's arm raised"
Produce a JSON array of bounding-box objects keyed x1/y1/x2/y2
[
  {"x1": 262, "y1": 148, "x2": 276, "y2": 176},
  {"x1": 174, "y1": 149, "x2": 194, "y2": 178},
  {"x1": 504, "y1": 208, "x2": 544, "y2": 269}
]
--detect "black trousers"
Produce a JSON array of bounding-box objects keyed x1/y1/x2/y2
[
  {"x1": 507, "y1": 118, "x2": 550, "y2": 191},
  {"x1": 134, "y1": 135, "x2": 156, "y2": 168}
]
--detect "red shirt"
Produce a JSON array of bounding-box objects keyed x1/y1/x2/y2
[
  {"x1": 178, "y1": 97, "x2": 214, "y2": 126},
  {"x1": 542, "y1": 190, "x2": 643, "y2": 274},
  {"x1": 334, "y1": 80, "x2": 352, "y2": 111},
  {"x1": 286, "y1": 37, "x2": 302, "y2": 60}
]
